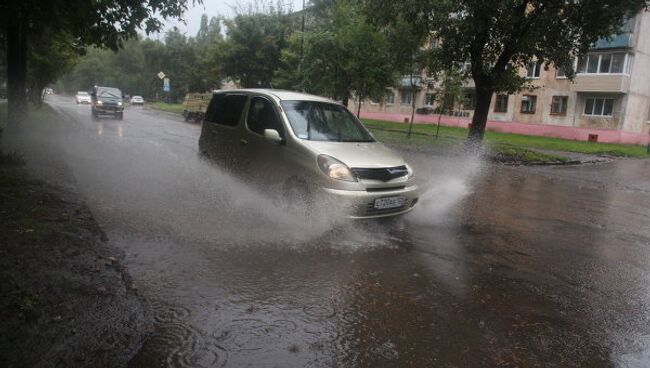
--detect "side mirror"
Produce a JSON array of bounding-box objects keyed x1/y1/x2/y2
[{"x1": 263, "y1": 129, "x2": 284, "y2": 144}]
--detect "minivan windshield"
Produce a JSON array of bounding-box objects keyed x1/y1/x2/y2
[
  {"x1": 281, "y1": 101, "x2": 374, "y2": 142},
  {"x1": 77, "y1": 91, "x2": 89, "y2": 95}
]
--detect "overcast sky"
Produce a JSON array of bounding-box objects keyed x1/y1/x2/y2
[{"x1": 161, "y1": 0, "x2": 306, "y2": 38}]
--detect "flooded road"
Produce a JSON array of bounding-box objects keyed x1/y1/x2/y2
[{"x1": 16, "y1": 96, "x2": 650, "y2": 367}]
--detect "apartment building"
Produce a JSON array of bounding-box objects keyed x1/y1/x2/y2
[{"x1": 356, "y1": 10, "x2": 650, "y2": 137}]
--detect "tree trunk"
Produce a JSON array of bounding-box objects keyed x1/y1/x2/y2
[
  {"x1": 467, "y1": 83, "x2": 493, "y2": 142},
  {"x1": 341, "y1": 91, "x2": 350, "y2": 108},
  {"x1": 356, "y1": 93, "x2": 362, "y2": 118},
  {"x1": 6, "y1": 4, "x2": 28, "y2": 125},
  {"x1": 407, "y1": 90, "x2": 416, "y2": 137}
]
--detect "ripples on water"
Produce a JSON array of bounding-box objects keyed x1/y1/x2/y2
[{"x1": 9, "y1": 103, "x2": 489, "y2": 367}]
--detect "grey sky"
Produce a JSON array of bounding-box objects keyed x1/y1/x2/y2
[{"x1": 162, "y1": 0, "x2": 306, "y2": 37}]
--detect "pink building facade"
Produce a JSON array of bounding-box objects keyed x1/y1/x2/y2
[{"x1": 352, "y1": 11, "x2": 650, "y2": 145}]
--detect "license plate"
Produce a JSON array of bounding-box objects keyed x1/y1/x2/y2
[{"x1": 374, "y1": 196, "x2": 406, "y2": 210}]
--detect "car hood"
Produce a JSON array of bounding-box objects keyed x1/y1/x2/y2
[{"x1": 301, "y1": 140, "x2": 406, "y2": 168}]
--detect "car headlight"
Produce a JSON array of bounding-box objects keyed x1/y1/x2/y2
[
  {"x1": 96, "y1": 100, "x2": 103, "y2": 105},
  {"x1": 405, "y1": 163, "x2": 415, "y2": 179},
  {"x1": 118, "y1": 101, "x2": 123, "y2": 106},
  {"x1": 317, "y1": 154, "x2": 357, "y2": 182}
]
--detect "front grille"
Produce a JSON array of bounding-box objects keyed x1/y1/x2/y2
[{"x1": 352, "y1": 166, "x2": 408, "y2": 181}]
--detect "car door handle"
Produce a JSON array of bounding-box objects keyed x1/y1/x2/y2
[{"x1": 240, "y1": 139, "x2": 248, "y2": 146}]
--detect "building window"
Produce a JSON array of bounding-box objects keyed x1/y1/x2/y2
[
  {"x1": 526, "y1": 61, "x2": 541, "y2": 79},
  {"x1": 430, "y1": 38, "x2": 440, "y2": 49},
  {"x1": 551, "y1": 96, "x2": 568, "y2": 115},
  {"x1": 384, "y1": 91, "x2": 395, "y2": 105},
  {"x1": 521, "y1": 95, "x2": 537, "y2": 114},
  {"x1": 556, "y1": 65, "x2": 567, "y2": 78},
  {"x1": 494, "y1": 94, "x2": 508, "y2": 113},
  {"x1": 400, "y1": 91, "x2": 413, "y2": 105},
  {"x1": 584, "y1": 98, "x2": 614, "y2": 116},
  {"x1": 463, "y1": 92, "x2": 476, "y2": 110},
  {"x1": 577, "y1": 53, "x2": 627, "y2": 74},
  {"x1": 424, "y1": 93, "x2": 435, "y2": 106}
]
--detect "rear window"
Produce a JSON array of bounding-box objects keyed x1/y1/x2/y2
[{"x1": 205, "y1": 94, "x2": 248, "y2": 126}]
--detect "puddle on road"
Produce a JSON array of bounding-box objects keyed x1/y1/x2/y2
[
  {"x1": 5, "y1": 105, "x2": 489, "y2": 367},
  {"x1": 11, "y1": 100, "x2": 650, "y2": 367}
]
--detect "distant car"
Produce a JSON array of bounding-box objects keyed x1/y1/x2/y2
[
  {"x1": 75, "y1": 91, "x2": 91, "y2": 104},
  {"x1": 198, "y1": 89, "x2": 419, "y2": 219},
  {"x1": 46, "y1": 88, "x2": 54, "y2": 95},
  {"x1": 91, "y1": 86, "x2": 124, "y2": 120},
  {"x1": 130, "y1": 96, "x2": 144, "y2": 105}
]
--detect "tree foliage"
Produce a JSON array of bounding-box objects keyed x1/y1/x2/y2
[
  {"x1": 275, "y1": 0, "x2": 402, "y2": 106},
  {"x1": 1, "y1": 0, "x2": 196, "y2": 122},
  {"x1": 222, "y1": 10, "x2": 292, "y2": 88},
  {"x1": 57, "y1": 21, "x2": 225, "y2": 102}
]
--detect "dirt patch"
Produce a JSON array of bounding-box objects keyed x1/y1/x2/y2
[{"x1": 0, "y1": 156, "x2": 151, "y2": 368}]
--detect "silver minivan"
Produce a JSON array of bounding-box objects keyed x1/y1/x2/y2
[{"x1": 198, "y1": 89, "x2": 419, "y2": 218}]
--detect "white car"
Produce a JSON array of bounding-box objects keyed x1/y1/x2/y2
[
  {"x1": 130, "y1": 96, "x2": 144, "y2": 105},
  {"x1": 75, "y1": 91, "x2": 91, "y2": 104}
]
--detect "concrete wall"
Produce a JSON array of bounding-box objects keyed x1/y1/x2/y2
[{"x1": 623, "y1": 11, "x2": 650, "y2": 134}]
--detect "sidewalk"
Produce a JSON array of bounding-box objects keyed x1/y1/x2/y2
[{"x1": 0, "y1": 105, "x2": 151, "y2": 367}]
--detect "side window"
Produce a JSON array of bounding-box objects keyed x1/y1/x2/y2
[
  {"x1": 204, "y1": 94, "x2": 223, "y2": 123},
  {"x1": 246, "y1": 97, "x2": 284, "y2": 137},
  {"x1": 204, "y1": 94, "x2": 248, "y2": 126}
]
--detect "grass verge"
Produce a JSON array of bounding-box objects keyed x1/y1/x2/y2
[
  {"x1": 149, "y1": 102, "x2": 184, "y2": 114},
  {"x1": 362, "y1": 119, "x2": 650, "y2": 159}
]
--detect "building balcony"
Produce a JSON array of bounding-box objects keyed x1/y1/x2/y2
[
  {"x1": 593, "y1": 33, "x2": 633, "y2": 49},
  {"x1": 570, "y1": 74, "x2": 630, "y2": 93}
]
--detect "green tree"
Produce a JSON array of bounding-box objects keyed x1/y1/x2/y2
[
  {"x1": 362, "y1": 0, "x2": 648, "y2": 142},
  {"x1": 192, "y1": 15, "x2": 225, "y2": 93},
  {"x1": 27, "y1": 29, "x2": 82, "y2": 104},
  {"x1": 222, "y1": 10, "x2": 291, "y2": 88},
  {"x1": 276, "y1": 0, "x2": 400, "y2": 107},
  {"x1": 1, "y1": 0, "x2": 195, "y2": 123}
]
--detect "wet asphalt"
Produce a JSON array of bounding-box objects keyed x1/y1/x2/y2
[{"x1": 29, "y1": 96, "x2": 650, "y2": 367}]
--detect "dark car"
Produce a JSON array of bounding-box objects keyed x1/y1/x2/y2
[{"x1": 91, "y1": 86, "x2": 124, "y2": 120}]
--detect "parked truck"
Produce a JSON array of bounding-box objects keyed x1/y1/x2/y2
[{"x1": 182, "y1": 93, "x2": 212, "y2": 122}]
